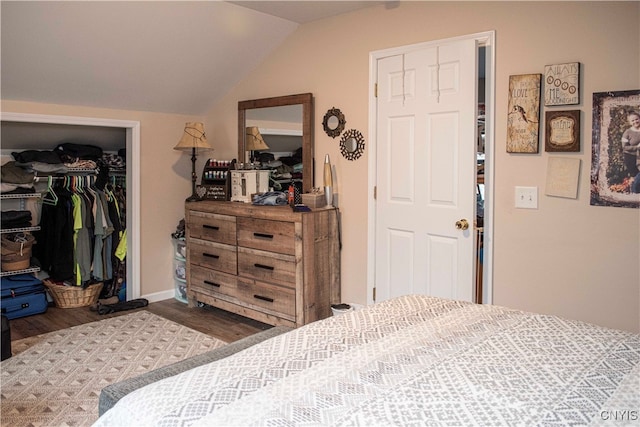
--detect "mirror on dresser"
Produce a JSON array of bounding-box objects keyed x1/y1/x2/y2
[{"x1": 238, "y1": 93, "x2": 314, "y2": 193}]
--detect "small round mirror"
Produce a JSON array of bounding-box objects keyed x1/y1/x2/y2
[
  {"x1": 344, "y1": 138, "x2": 358, "y2": 153},
  {"x1": 340, "y1": 129, "x2": 365, "y2": 161},
  {"x1": 322, "y1": 107, "x2": 346, "y2": 138},
  {"x1": 327, "y1": 116, "x2": 340, "y2": 130}
]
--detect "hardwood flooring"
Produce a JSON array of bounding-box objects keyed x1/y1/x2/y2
[{"x1": 7, "y1": 298, "x2": 271, "y2": 343}]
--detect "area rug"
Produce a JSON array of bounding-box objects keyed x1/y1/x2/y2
[{"x1": 0, "y1": 310, "x2": 227, "y2": 427}]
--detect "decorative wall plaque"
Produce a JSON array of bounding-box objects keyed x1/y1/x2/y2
[
  {"x1": 545, "y1": 157, "x2": 581, "y2": 199},
  {"x1": 545, "y1": 110, "x2": 580, "y2": 152},
  {"x1": 544, "y1": 62, "x2": 580, "y2": 106},
  {"x1": 506, "y1": 74, "x2": 541, "y2": 153}
]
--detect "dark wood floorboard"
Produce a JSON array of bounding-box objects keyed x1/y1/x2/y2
[{"x1": 7, "y1": 298, "x2": 271, "y2": 343}]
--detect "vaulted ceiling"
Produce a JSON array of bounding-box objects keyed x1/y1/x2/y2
[{"x1": 1, "y1": 1, "x2": 381, "y2": 116}]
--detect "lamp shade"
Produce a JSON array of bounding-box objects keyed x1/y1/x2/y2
[
  {"x1": 245, "y1": 127, "x2": 269, "y2": 151},
  {"x1": 174, "y1": 122, "x2": 212, "y2": 151}
]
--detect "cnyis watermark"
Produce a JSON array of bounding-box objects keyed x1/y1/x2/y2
[{"x1": 600, "y1": 410, "x2": 639, "y2": 422}]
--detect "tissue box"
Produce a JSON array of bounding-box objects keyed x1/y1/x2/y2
[{"x1": 301, "y1": 193, "x2": 326, "y2": 208}]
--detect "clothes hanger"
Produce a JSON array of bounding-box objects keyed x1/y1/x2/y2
[
  {"x1": 42, "y1": 175, "x2": 59, "y2": 206},
  {"x1": 85, "y1": 176, "x2": 98, "y2": 199}
]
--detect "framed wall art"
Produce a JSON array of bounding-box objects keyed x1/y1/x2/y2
[
  {"x1": 544, "y1": 62, "x2": 580, "y2": 106},
  {"x1": 590, "y1": 89, "x2": 640, "y2": 208},
  {"x1": 545, "y1": 110, "x2": 580, "y2": 152},
  {"x1": 506, "y1": 74, "x2": 541, "y2": 153},
  {"x1": 545, "y1": 157, "x2": 581, "y2": 199}
]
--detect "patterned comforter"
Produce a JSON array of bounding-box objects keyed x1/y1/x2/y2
[{"x1": 94, "y1": 295, "x2": 639, "y2": 426}]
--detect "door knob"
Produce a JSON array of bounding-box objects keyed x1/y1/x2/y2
[{"x1": 455, "y1": 219, "x2": 469, "y2": 230}]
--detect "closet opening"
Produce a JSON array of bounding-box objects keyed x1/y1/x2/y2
[{"x1": 0, "y1": 113, "x2": 140, "y2": 302}]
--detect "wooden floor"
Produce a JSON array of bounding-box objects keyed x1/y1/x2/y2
[{"x1": 8, "y1": 298, "x2": 271, "y2": 343}]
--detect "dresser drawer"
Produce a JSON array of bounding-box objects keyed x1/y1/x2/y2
[
  {"x1": 238, "y1": 247, "x2": 296, "y2": 286},
  {"x1": 237, "y1": 277, "x2": 295, "y2": 318},
  {"x1": 189, "y1": 238, "x2": 237, "y2": 275},
  {"x1": 190, "y1": 265, "x2": 238, "y2": 298},
  {"x1": 237, "y1": 217, "x2": 295, "y2": 255},
  {"x1": 188, "y1": 211, "x2": 236, "y2": 245}
]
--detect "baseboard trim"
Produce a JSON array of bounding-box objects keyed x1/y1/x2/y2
[{"x1": 142, "y1": 289, "x2": 176, "y2": 303}]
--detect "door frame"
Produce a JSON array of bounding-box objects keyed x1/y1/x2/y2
[
  {"x1": 367, "y1": 30, "x2": 495, "y2": 305},
  {"x1": 1, "y1": 112, "x2": 141, "y2": 301}
]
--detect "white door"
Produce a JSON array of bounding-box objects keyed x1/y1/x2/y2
[{"x1": 374, "y1": 38, "x2": 478, "y2": 303}]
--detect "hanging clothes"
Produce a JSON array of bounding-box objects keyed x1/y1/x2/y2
[
  {"x1": 35, "y1": 174, "x2": 125, "y2": 288},
  {"x1": 34, "y1": 185, "x2": 75, "y2": 281},
  {"x1": 92, "y1": 191, "x2": 114, "y2": 282}
]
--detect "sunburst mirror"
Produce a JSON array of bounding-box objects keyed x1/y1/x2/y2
[{"x1": 340, "y1": 129, "x2": 365, "y2": 161}]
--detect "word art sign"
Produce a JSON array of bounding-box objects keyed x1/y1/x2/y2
[
  {"x1": 544, "y1": 62, "x2": 580, "y2": 106},
  {"x1": 545, "y1": 110, "x2": 580, "y2": 152},
  {"x1": 507, "y1": 73, "x2": 541, "y2": 153}
]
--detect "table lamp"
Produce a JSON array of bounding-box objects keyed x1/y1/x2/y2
[
  {"x1": 245, "y1": 126, "x2": 269, "y2": 164},
  {"x1": 174, "y1": 122, "x2": 212, "y2": 201}
]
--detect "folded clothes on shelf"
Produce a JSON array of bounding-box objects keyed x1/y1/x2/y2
[{"x1": 1, "y1": 211, "x2": 33, "y2": 229}]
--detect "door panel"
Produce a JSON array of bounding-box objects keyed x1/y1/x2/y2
[
  {"x1": 375, "y1": 38, "x2": 477, "y2": 303},
  {"x1": 388, "y1": 116, "x2": 414, "y2": 202},
  {"x1": 387, "y1": 229, "x2": 415, "y2": 297},
  {"x1": 428, "y1": 111, "x2": 459, "y2": 205}
]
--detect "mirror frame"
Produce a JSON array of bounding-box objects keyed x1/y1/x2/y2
[
  {"x1": 322, "y1": 107, "x2": 346, "y2": 138},
  {"x1": 339, "y1": 128, "x2": 365, "y2": 161},
  {"x1": 238, "y1": 93, "x2": 314, "y2": 193}
]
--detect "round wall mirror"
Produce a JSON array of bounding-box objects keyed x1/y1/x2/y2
[
  {"x1": 340, "y1": 129, "x2": 365, "y2": 161},
  {"x1": 322, "y1": 107, "x2": 346, "y2": 138}
]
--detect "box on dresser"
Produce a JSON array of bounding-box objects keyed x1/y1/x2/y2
[{"x1": 185, "y1": 201, "x2": 340, "y2": 328}]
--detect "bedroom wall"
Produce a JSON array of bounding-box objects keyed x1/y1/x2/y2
[
  {"x1": 206, "y1": 1, "x2": 640, "y2": 332},
  {"x1": 2, "y1": 2, "x2": 637, "y2": 333},
  {"x1": 0, "y1": 99, "x2": 205, "y2": 301}
]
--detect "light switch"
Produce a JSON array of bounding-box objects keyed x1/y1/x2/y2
[{"x1": 515, "y1": 186, "x2": 538, "y2": 209}]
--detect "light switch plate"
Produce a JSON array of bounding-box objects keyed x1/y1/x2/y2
[{"x1": 515, "y1": 186, "x2": 538, "y2": 209}]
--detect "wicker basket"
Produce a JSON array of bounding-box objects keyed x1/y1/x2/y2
[
  {"x1": 1, "y1": 234, "x2": 35, "y2": 271},
  {"x1": 44, "y1": 280, "x2": 103, "y2": 308},
  {"x1": 1, "y1": 233, "x2": 35, "y2": 254},
  {"x1": 1, "y1": 257, "x2": 31, "y2": 272}
]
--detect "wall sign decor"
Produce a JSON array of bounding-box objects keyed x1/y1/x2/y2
[
  {"x1": 322, "y1": 107, "x2": 346, "y2": 138},
  {"x1": 545, "y1": 110, "x2": 580, "y2": 152},
  {"x1": 506, "y1": 73, "x2": 541, "y2": 153},
  {"x1": 340, "y1": 129, "x2": 365, "y2": 161},
  {"x1": 544, "y1": 62, "x2": 580, "y2": 106},
  {"x1": 545, "y1": 157, "x2": 581, "y2": 199},
  {"x1": 590, "y1": 89, "x2": 640, "y2": 208}
]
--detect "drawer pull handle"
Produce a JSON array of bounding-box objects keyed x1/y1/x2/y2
[
  {"x1": 254, "y1": 263, "x2": 274, "y2": 271},
  {"x1": 203, "y1": 280, "x2": 221, "y2": 288},
  {"x1": 203, "y1": 253, "x2": 220, "y2": 259},
  {"x1": 203, "y1": 225, "x2": 220, "y2": 231},
  {"x1": 254, "y1": 294, "x2": 274, "y2": 303},
  {"x1": 253, "y1": 232, "x2": 274, "y2": 240}
]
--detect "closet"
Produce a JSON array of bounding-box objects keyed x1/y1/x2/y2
[{"x1": 1, "y1": 114, "x2": 140, "y2": 300}]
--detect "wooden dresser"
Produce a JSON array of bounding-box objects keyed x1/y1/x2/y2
[{"x1": 185, "y1": 201, "x2": 340, "y2": 328}]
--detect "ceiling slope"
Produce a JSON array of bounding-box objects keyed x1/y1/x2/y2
[
  {"x1": 1, "y1": 1, "x2": 382, "y2": 116},
  {"x1": 1, "y1": 1, "x2": 299, "y2": 115}
]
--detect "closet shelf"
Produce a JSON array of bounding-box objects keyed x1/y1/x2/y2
[
  {"x1": 1, "y1": 226, "x2": 41, "y2": 235},
  {"x1": 0, "y1": 266, "x2": 40, "y2": 277},
  {"x1": 34, "y1": 168, "x2": 98, "y2": 179},
  {"x1": 0, "y1": 193, "x2": 40, "y2": 200}
]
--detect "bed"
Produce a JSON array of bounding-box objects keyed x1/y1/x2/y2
[{"x1": 94, "y1": 295, "x2": 639, "y2": 426}]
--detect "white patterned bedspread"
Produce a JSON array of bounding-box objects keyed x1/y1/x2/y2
[{"x1": 94, "y1": 295, "x2": 640, "y2": 426}]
